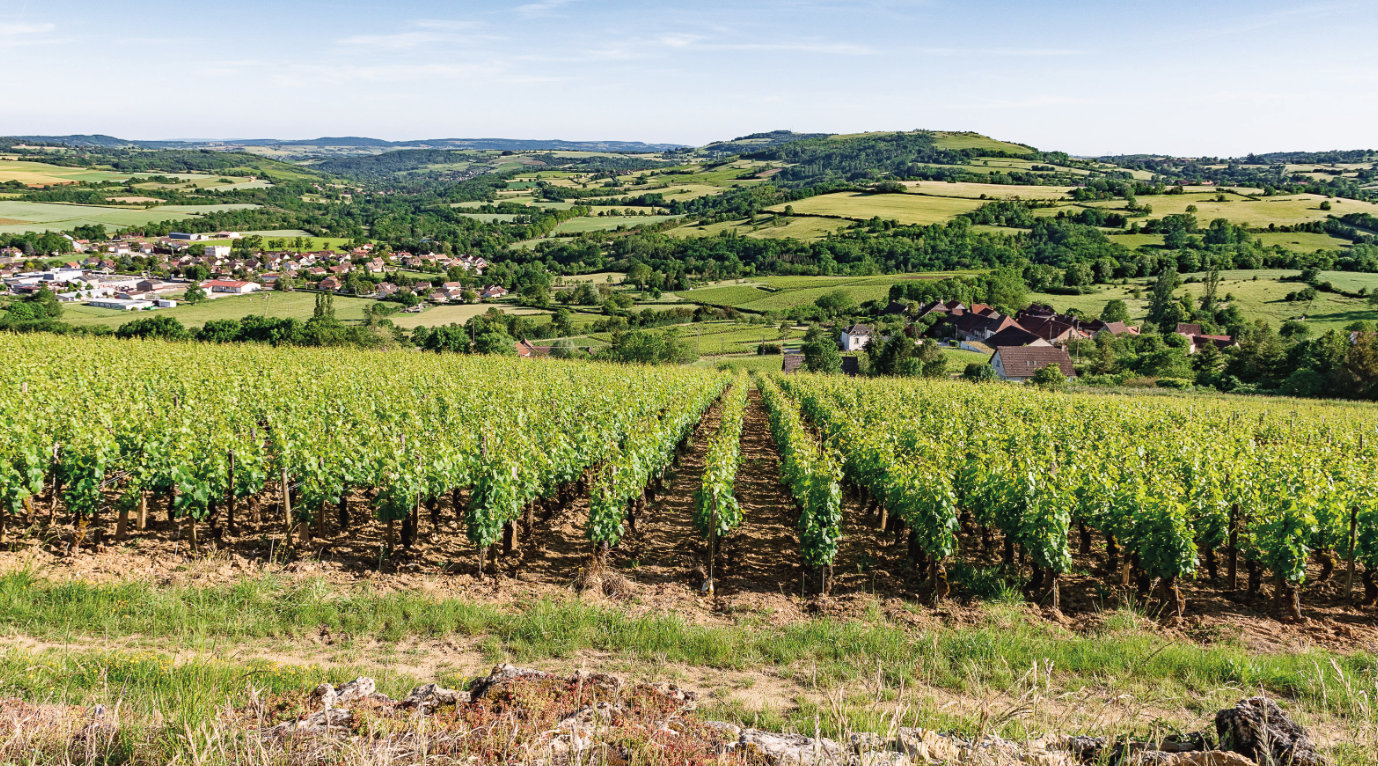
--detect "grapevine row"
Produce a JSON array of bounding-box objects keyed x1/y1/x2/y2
[
  {"x1": 693, "y1": 374, "x2": 748, "y2": 575},
  {"x1": 757, "y1": 375, "x2": 843, "y2": 592},
  {"x1": 0, "y1": 334, "x2": 728, "y2": 570},
  {"x1": 780, "y1": 373, "x2": 1378, "y2": 619},
  {"x1": 587, "y1": 374, "x2": 728, "y2": 565}
]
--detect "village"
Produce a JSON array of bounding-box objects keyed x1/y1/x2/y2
[
  {"x1": 811, "y1": 299, "x2": 1238, "y2": 383},
  {"x1": 0, "y1": 230, "x2": 509, "y2": 313}
]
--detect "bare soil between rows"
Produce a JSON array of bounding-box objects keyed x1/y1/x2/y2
[{"x1": 1, "y1": 390, "x2": 1375, "y2": 656}]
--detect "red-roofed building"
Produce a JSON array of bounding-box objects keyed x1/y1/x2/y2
[
  {"x1": 990, "y1": 346, "x2": 1077, "y2": 382},
  {"x1": 202, "y1": 280, "x2": 260, "y2": 294}
]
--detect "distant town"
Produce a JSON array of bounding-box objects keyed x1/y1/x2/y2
[{"x1": 0, "y1": 230, "x2": 506, "y2": 313}]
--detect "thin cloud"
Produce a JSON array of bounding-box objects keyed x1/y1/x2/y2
[
  {"x1": 0, "y1": 21, "x2": 55, "y2": 36},
  {"x1": 337, "y1": 19, "x2": 494, "y2": 50},
  {"x1": 913, "y1": 47, "x2": 1085, "y2": 57},
  {"x1": 516, "y1": 0, "x2": 579, "y2": 17},
  {"x1": 0, "y1": 20, "x2": 64, "y2": 46},
  {"x1": 658, "y1": 34, "x2": 877, "y2": 55}
]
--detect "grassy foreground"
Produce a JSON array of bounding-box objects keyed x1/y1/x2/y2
[{"x1": 0, "y1": 570, "x2": 1374, "y2": 763}]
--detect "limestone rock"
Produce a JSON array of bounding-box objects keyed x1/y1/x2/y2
[
  {"x1": 849, "y1": 731, "x2": 886, "y2": 753},
  {"x1": 1128, "y1": 752, "x2": 1259, "y2": 766},
  {"x1": 738, "y1": 728, "x2": 847, "y2": 765},
  {"x1": 894, "y1": 727, "x2": 964, "y2": 763},
  {"x1": 469, "y1": 664, "x2": 552, "y2": 699},
  {"x1": 402, "y1": 683, "x2": 468, "y2": 714},
  {"x1": 334, "y1": 677, "x2": 375, "y2": 704},
  {"x1": 263, "y1": 707, "x2": 353, "y2": 738}
]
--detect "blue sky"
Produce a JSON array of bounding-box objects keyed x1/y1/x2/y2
[{"x1": 2, "y1": 0, "x2": 1376, "y2": 156}]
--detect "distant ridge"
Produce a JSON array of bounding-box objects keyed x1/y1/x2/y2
[{"x1": 8, "y1": 134, "x2": 689, "y2": 153}]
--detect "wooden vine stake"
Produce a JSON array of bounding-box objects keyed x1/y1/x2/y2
[
  {"x1": 281, "y1": 466, "x2": 293, "y2": 551},
  {"x1": 1345, "y1": 503, "x2": 1358, "y2": 604},
  {"x1": 226, "y1": 449, "x2": 236, "y2": 536},
  {"x1": 115, "y1": 494, "x2": 128, "y2": 541}
]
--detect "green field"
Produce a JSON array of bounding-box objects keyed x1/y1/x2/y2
[
  {"x1": 0, "y1": 158, "x2": 144, "y2": 186},
  {"x1": 580, "y1": 319, "x2": 805, "y2": 355},
  {"x1": 1028, "y1": 269, "x2": 1378, "y2": 334},
  {"x1": 680, "y1": 273, "x2": 969, "y2": 313},
  {"x1": 0, "y1": 201, "x2": 259, "y2": 234},
  {"x1": 668, "y1": 215, "x2": 853, "y2": 242},
  {"x1": 942, "y1": 346, "x2": 994, "y2": 368},
  {"x1": 613, "y1": 183, "x2": 728, "y2": 202},
  {"x1": 1104, "y1": 230, "x2": 1351, "y2": 254},
  {"x1": 58, "y1": 291, "x2": 379, "y2": 329},
  {"x1": 930, "y1": 131, "x2": 1034, "y2": 154},
  {"x1": 1250, "y1": 231, "x2": 1354, "y2": 252},
  {"x1": 638, "y1": 161, "x2": 771, "y2": 187},
  {"x1": 1106, "y1": 232, "x2": 1167, "y2": 248},
  {"x1": 386, "y1": 302, "x2": 554, "y2": 330},
  {"x1": 554, "y1": 271, "x2": 625, "y2": 285},
  {"x1": 196, "y1": 234, "x2": 357, "y2": 251},
  {"x1": 455, "y1": 212, "x2": 523, "y2": 222},
  {"x1": 770, "y1": 191, "x2": 987, "y2": 225},
  {"x1": 552, "y1": 214, "x2": 681, "y2": 234},
  {"x1": 961, "y1": 157, "x2": 1092, "y2": 175}
]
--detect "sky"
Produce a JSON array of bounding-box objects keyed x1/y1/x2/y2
[{"x1": 2, "y1": 0, "x2": 1377, "y2": 157}]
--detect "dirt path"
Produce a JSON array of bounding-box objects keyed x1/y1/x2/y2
[
  {"x1": 620, "y1": 401, "x2": 723, "y2": 586},
  {"x1": 714, "y1": 388, "x2": 802, "y2": 598}
]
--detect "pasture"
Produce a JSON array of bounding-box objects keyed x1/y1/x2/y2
[
  {"x1": 554, "y1": 271, "x2": 625, "y2": 285},
  {"x1": 552, "y1": 214, "x2": 681, "y2": 234},
  {"x1": 196, "y1": 234, "x2": 356, "y2": 251},
  {"x1": 1084, "y1": 192, "x2": 1378, "y2": 228},
  {"x1": 668, "y1": 215, "x2": 853, "y2": 242},
  {"x1": 385, "y1": 302, "x2": 554, "y2": 330},
  {"x1": 769, "y1": 191, "x2": 987, "y2": 225},
  {"x1": 0, "y1": 159, "x2": 140, "y2": 186},
  {"x1": 454, "y1": 212, "x2": 523, "y2": 222},
  {"x1": 581, "y1": 319, "x2": 807, "y2": 355},
  {"x1": 636, "y1": 161, "x2": 770, "y2": 188},
  {"x1": 680, "y1": 272, "x2": 969, "y2": 313},
  {"x1": 1248, "y1": 231, "x2": 1354, "y2": 252},
  {"x1": 1027, "y1": 269, "x2": 1378, "y2": 334},
  {"x1": 930, "y1": 131, "x2": 1034, "y2": 154},
  {"x1": 901, "y1": 180, "x2": 1074, "y2": 200},
  {"x1": 58, "y1": 291, "x2": 379, "y2": 330},
  {"x1": 0, "y1": 201, "x2": 260, "y2": 234}
]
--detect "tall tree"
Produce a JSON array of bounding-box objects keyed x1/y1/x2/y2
[{"x1": 1147, "y1": 267, "x2": 1179, "y2": 332}]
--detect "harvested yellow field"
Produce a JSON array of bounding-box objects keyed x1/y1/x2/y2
[
  {"x1": 902, "y1": 181, "x2": 1073, "y2": 200},
  {"x1": 1086, "y1": 192, "x2": 1378, "y2": 227}
]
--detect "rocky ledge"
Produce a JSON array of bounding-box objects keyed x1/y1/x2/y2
[{"x1": 243, "y1": 664, "x2": 1326, "y2": 766}]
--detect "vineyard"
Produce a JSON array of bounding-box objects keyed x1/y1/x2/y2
[
  {"x1": 0, "y1": 334, "x2": 726, "y2": 573},
  {"x1": 3, "y1": 333, "x2": 1378, "y2": 627},
  {"x1": 778, "y1": 374, "x2": 1378, "y2": 622}
]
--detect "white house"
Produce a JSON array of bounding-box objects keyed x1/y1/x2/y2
[
  {"x1": 156, "y1": 299, "x2": 178, "y2": 308},
  {"x1": 202, "y1": 280, "x2": 261, "y2": 294},
  {"x1": 839, "y1": 324, "x2": 873, "y2": 352},
  {"x1": 205, "y1": 245, "x2": 232, "y2": 258}
]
